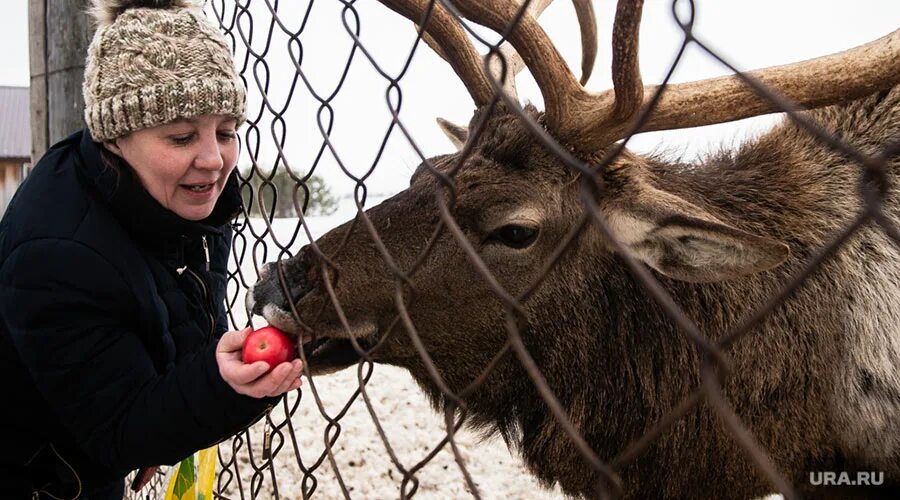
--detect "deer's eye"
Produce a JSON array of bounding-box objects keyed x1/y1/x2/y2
[{"x1": 487, "y1": 225, "x2": 539, "y2": 249}]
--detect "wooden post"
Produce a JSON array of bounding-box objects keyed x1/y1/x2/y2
[
  {"x1": 29, "y1": 0, "x2": 93, "y2": 162},
  {"x1": 28, "y1": 0, "x2": 47, "y2": 163}
]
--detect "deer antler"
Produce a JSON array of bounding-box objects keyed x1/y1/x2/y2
[
  {"x1": 486, "y1": 0, "x2": 557, "y2": 99},
  {"x1": 573, "y1": 21, "x2": 900, "y2": 150},
  {"x1": 381, "y1": 0, "x2": 494, "y2": 106},
  {"x1": 427, "y1": 0, "x2": 591, "y2": 136},
  {"x1": 613, "y1": 29, "x2": 900, "y2": 143},
  {"x1": 417, "y1": 0, "x2": 597, "y2": 100},
  {"x1": 486, "y1": 0, "x2": 597, "y2": 98},
  {"x1": 609, "y1": 0, "x2": 643, "y2": 121},
  {"x1": 572, "y1": 0, "x2": 598, "y2": 86},
  {"x1": 385, "y1": 0, "x2": 900, "y2": 154}
]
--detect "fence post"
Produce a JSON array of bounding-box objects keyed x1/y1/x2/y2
[
  {"x1": 28, "y1": 0, "x2": 47, "y2": 162},
  {"x1": 29, "y1": 0, "x2": 93, "y2": 163}
]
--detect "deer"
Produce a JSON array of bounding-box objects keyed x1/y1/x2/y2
[{"x1": 246, "y1": 0, "x2": 900, "y2": 498}]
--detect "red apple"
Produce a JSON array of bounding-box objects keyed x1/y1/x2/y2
[{"x1": 242, "y1": 326, "x2": 296, "y2": 370}]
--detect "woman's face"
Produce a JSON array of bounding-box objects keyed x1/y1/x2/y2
[{"x1": 105, "y1": 115, "x2": 240, "y2": 221}]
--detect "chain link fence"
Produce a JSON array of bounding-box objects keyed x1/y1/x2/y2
[{"x1": 123, "y1": 0, "x2": 898, "y2": 498}]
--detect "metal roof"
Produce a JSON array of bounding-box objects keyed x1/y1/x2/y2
[{"x1": 0, "y1": 86, "x2": 31, "y2": 161}]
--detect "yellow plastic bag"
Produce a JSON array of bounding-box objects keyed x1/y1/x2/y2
[{"x1": 163, "y1": 445, "x2": 217, "y2": 500}]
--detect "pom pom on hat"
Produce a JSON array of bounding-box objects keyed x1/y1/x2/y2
[{"x1": 89, "y1": 0, "x2": 201, "y2": 27}]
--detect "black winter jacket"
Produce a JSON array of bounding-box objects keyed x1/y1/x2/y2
[{"x1": 0, "y1": 130, "x2": 276, "y2": 498}]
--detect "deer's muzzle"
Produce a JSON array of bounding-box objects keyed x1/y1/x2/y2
[{"x1": 246, "y1": 245, "x2": 317, "y2": 326}]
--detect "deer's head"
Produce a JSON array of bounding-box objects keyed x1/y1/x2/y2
[{"x1": 247, "y1": 0, "x2": 898, "y2": 389}]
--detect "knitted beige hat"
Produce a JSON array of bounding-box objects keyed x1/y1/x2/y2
[{"x1": 83, "y1": 0, "x2": 246, "y2": 141}]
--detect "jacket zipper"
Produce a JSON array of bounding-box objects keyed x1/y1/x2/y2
[
  {"x1": 201, "y1": 235, "x2": 210, "y2": 272},
  {"x1": 173, "y1": 238, "x2": 273, "y2": 454},
  {"x1": 177, "y1": 236, "x2": 215, "y2": 343}
]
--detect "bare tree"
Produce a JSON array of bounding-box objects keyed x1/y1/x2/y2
[{"x1": 240, "y1": 166, "x2": 337, "y2": 219}]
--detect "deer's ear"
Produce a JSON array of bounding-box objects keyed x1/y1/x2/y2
[
  {"x1": 605, "y1": 184, "x2": 790, "y2": 283},
  {"x1": 437, "y1": 117, "x2": 468, "y2": 150}
]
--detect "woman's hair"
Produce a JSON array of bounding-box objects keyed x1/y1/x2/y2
[{"x1": 97, "y1": 142, "x2": 126, "y2": 194}]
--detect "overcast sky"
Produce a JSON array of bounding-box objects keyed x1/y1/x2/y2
[{"x1": 2, "y1": 0, "x2": 899, "y2": 207}]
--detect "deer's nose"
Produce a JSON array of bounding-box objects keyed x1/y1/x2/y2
[{"x1": 247, "y1": 259, "x2": 311, "y2": 317}]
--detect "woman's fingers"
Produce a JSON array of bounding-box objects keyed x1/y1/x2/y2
[
  {"x1": 263, "y1": 360, "x2": 303, "y2": 397},
  {"x1": 217, "y1": 327, "x2": 252, "y2": 354},
  {"x1": 265, "y1": 369, "x2": 293, "y2": 397},
  {"x1": 277, "y1": 360, "x2": 304, "y2": 394},
  {"x1": 226, "y1": 361, "x2": 271, "y2": 385},
  {"x1": 237, "y1": 360, "x2": 303, "y2": 398}
]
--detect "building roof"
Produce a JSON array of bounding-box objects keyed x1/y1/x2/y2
[{"x1": 0, "y1": 86, "x2": 31, "y2": 161}]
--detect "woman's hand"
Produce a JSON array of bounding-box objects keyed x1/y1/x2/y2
[{"x1": 216, "y1": 327, "x2": 303, "y2": 398}]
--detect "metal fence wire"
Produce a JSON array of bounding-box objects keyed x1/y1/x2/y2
[{"x1": 122, "y1": 0, "x2": 899, "y2": 499}]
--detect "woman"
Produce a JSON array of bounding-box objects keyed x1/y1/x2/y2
[{"x1": 0, "y1": 1, "x2": 302, "y2": 498}]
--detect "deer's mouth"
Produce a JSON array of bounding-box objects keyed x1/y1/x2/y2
[
  {"x1": 262, "y1": 305, "x2": 379, "y2": 375},
  {"x1": 298, "y1": 331, "x2": 377, "y2": 376}
]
